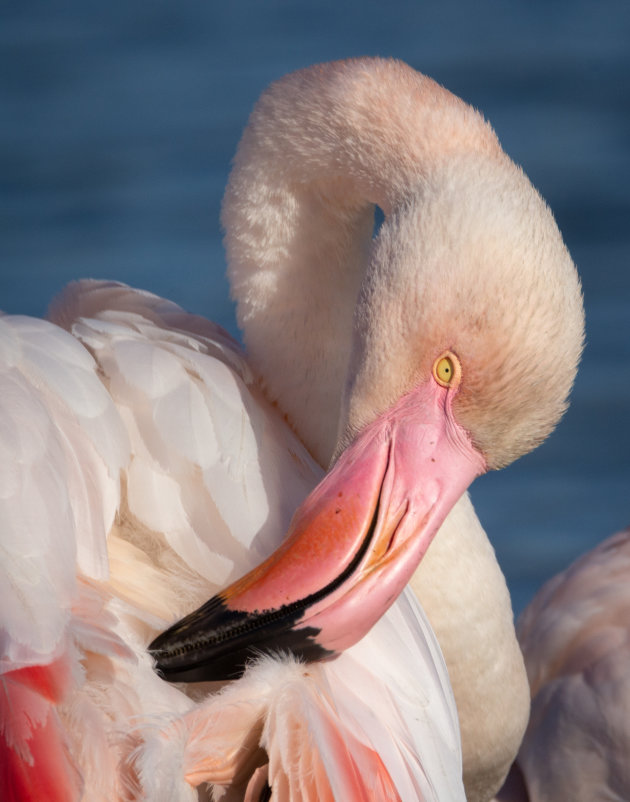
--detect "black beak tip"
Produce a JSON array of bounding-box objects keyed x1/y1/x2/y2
[{"x1": 146, "y1": 595, "x2": 335, "y2": 683}]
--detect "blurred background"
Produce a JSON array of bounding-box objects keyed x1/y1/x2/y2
[{"x1": 2, "y1": 0, "x2": 629, "y2": 615}]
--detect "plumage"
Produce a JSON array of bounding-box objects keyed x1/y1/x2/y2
[
  {"x1": 133, "y1": 594, "x2": 463, "y2": 802},
  {"x1": 1, "y1": 281, "x2": 465, "y2": 801},
  {"x1": 1, "y1": 57, "x2": 585, "y2": 801}
]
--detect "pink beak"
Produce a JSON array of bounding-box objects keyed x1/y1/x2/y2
[{"x1": 149, "y1": 379, "x2": 486, "y2": 682}]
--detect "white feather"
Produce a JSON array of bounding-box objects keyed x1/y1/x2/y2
[{"x1": 0, "y1": 315, "x2": 128, "y2": 666}]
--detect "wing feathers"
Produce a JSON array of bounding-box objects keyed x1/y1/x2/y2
[
  {"x1": 0, "y1": 315, "x2": 129, "y2": 661},
  {"x1": 59, "y1": 281, "x2": 320, "y2": 596},
  {"x1": 3, "y1": 281, "x2": 466, "y2": 801}
]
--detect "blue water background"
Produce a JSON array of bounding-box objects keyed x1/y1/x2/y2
[{"x1": 2, "y1": 1, "x2": 629, "y2": 616}]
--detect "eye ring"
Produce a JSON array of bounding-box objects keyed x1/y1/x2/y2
[{"x1": 432, "y1": 351, "x2": 461, "y2": 388}]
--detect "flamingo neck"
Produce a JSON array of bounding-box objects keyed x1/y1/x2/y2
[{"x1": 222, "y1": 58, "x2": 500, "y2": 465}]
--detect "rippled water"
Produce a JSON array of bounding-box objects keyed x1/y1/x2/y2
[{"x1": 2, "y1": 1, "x2": 629, "y2": 615}]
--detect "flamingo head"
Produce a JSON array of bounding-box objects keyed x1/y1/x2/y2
[{"x1": 149, "y1": 71, "x2": 583, "y2": 683}]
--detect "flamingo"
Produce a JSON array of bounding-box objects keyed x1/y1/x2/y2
[
  {"x1": 1, "y1": 57, "x2": 584, "y2": 802},
  {"x1": 495, "y1": 528, "x2": 630, "y2": 802}
]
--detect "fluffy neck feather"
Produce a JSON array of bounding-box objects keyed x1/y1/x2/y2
[{"x1": 222, "y1": 57, "x2": 500, "y2": 466}]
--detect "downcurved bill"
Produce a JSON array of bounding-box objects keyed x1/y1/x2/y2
[{"x1": 149, "y1": 381, "x2": 486, "y2": 682}]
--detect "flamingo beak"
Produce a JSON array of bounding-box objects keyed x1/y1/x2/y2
[{"x1": 149, "y1": 380, "x2": 486, "y2": 682}]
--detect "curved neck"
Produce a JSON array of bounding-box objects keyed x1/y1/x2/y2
[{"x1": 222, "y1": 58, "x2": 499, "y2": 465}]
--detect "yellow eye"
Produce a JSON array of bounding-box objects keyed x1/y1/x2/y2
[
  {"x1": 436, "y1": 357, "x2": 454, "y2": 382},
  {"x1": 433, "y1": 353, "x2": 460, "y2": 387}
]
